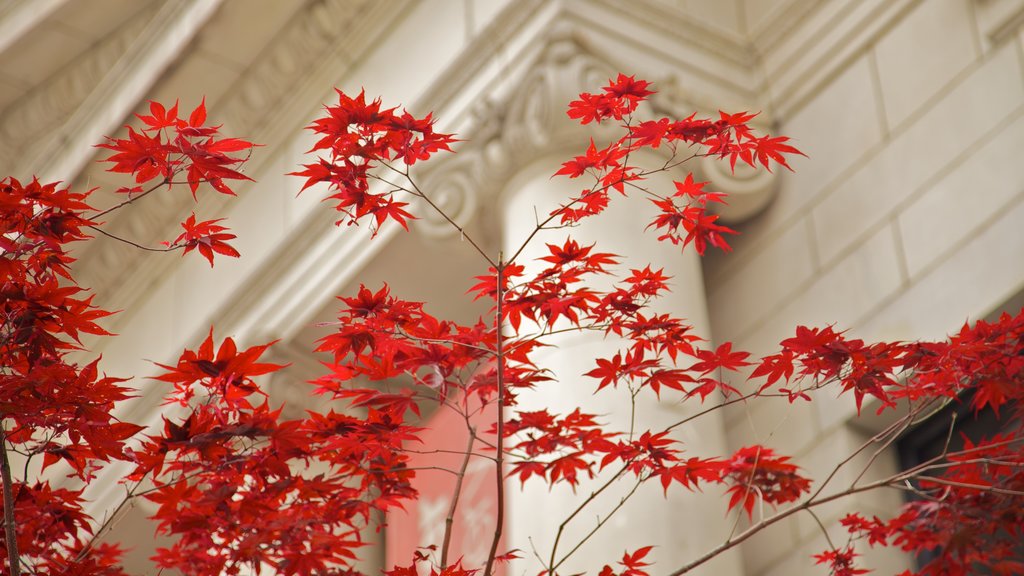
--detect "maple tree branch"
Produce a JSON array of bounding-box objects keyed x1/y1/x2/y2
[
  {"x1": 0, "y1": 424, "x2": 22, "y2": 576},
  {"x1": 520, "y1": 322, "x2": 615, "y2": 346},
  {"x1": 895, "y1": 439, "x2": 1024, "y2": 480},
  {"x1": 664, "y1": 488, "x2": 856, "y2": 575},
  {"x1": 387, "y1": 164, "x2": 497, "y2": 268},
  {"x1": 367, "y1": 465, "x2": 461, "y2": 477},
  {"x1": 74, "y1": 480, "x2": 144, "y2": 563},
  {"x1": 401, "y1": 447, "x2": 497, "y2": 462},
  {"x1": 850, "y1": 402, "x2": 932, "y2": 489},
  {"x1": 390, "y1": 328, "x2": 496, "y2": 355},
  {"x1": 90, "y1": 177, "x2": 171, "y2": 220},
  {"x1": 483, "y1": 262, "x2": 506, "y2": 576},
  {"x1": 365, "y1": 172, "x2": 411, "y2": 193},
  {"x1": 87, "y1": 225, "x2": 182, "y2": 252},
  {"x1": 911, "y1": 476, "x2": 1024, "y2": 497},
  {"x1": 548, "y1": 462, "x2": 633, "y2": 572},
  {"x1": 807, "y1": 407, "x2": 917, "y2": 502},
  {"x1": 804, "y1": 507, "x2": 837, "y2": 551},
  {"x1": 441, "y1": 426, "x2": 477, "y2": 568},
  {"x1": 640, "y1": 151, "x2": 702, "y2": 178},
  {"x1": 553, "y1": 474, "x2": 646, "y2": 572},
  {"x1": 663, "y1": 387, "x2": 775, "y2": 434},
  {"x1": 665, "y1": 432, "x2": 1024, "y2": 575}
]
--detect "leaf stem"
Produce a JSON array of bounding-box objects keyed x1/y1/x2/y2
[
  {"x1": 90, "y1": 177, "x2": 170, "y2": 220},
  {"x1": 87, "y1": 225, "x2": 182, "y2": 252}
]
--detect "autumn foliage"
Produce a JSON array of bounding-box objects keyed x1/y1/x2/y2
[{"x1": 1, "y1": 73, "x2": 1022, "y2": 576}]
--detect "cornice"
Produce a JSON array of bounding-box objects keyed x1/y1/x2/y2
[
  {"x1": 0, "y1": 2, "x2": 158, "y2": 170},
  {"x1": 71, "y1": 0, "x2": 404, "y2": 323},
  {"x1": 27, "y1": 0, "x2": 223, "y2": 184},
  {"x1": 0, "y1": 0, "x2": 67, "y2": 56}
]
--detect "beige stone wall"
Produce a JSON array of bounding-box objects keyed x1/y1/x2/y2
[{"x1": 709, "y1": 1, "x2": 1024, "y2": 574}]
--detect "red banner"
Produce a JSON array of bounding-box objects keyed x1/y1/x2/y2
[{"x1": 386, "y1": 396, "x2": 503, "y2": 574}]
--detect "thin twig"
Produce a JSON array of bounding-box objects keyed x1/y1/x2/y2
[
  {"x1": 805, "y1": 508, "x2": 836, "y2": 551},
  {"x1": 548, "y1": 462, "x2": 632, "y2": 571},
  {"x1": 88, "y1": 225, "x2": 182, "y2": 252},
  {"x1": 553, "y1": 476, "x2": 646, "y2": 572},
  {"x1": 441, "y1": 427, "x2": 478, "y2": 568},
  {"x1": 385, "y1": 163, "x2": 497, "y2": 268},
  {"x1": 90, "y1": 178, "x2": 170, "y2": 220}
]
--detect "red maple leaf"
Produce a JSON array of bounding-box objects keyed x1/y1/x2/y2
[{"x1": 168, "y1": 213, "x2": 240, "y2": 266}]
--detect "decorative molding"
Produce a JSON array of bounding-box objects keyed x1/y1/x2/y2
[
  {"x1": 0, "y1": 0, "x2": 67, "y2": 55},
  {"x1": 29, "y1": 0, "x2": 949, "y2": 322},
  {"x1": 415, "y1": 155, "x2": 481, "y2": 238},
  {"x1": 218, "y1": 0, "x2": 368, "y2": 139},
  {"x1": 0, "y1": 2, "x2": 157, "y2": 170},
  {"x1": 973, "y1": 0, "x2": 1024, "y2": 45},
  {"x1": 68, "y1": 0, "x2": 790, "y2": 318},
  {"x1": 591, "y1": 0, "x2": 752, "y2": 66},
  {"x1": 748, "y1": 0, "x2": 829, "y2": 57},
  {"x1": 697, "y1": 153, "x2": 778, "y2": 223},
  {"x1": 417, "y1": 26, "x2": 778, "y2": 239},
  {"x1": 29, "y1": 0, "x2": 224, "y2": 184}
]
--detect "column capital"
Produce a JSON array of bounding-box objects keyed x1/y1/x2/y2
[{"x1": 416, "y1": 26, "x2": 778, "y2": 240}]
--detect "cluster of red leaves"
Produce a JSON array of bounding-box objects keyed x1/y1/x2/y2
[
  {"x1": 2, "y1": 483, "x2": 125, "y2": 575},
  {"x1": 752, "y1": 325, "x2": 906, "y2": 413},
  {"x1": 100, "y1": 99, "x2": 254, "y2": 197},
  {"x1": 752, "y1": 311, "x2": 1024, "y2": 574},
  {"x1": 813, "y1": 546, "x2": 869, "y2": 576},
  {"x1": 4, "y1": 75, "x2": 1022, "y2": 576},
  {"x1": 290, "y1": 89, "x2": 457, "y2": 233},
  {"x1": 504, "y1": 409, "x2": 616, "y2": 487},
  {"x1": 752, "y1": 311, "x2": 1024, "y2": 417},
  {"x1": 2, "y1": 99, "x2": 257, "y2": 575},
  {"x1": 555, "y1": 74, "x2": 804, "y2": 255},
  {"x1": 283, "y1": 82, "x2": 820, "y2": 576},
  {"x1": 386, "y1": 560, "x2": 477, "y2": 576},
  {"x1": 98, "y1": 99, "x2": 256, "y2": 265},
  {"x1": 837, "y1": 434, "x2": 1024, "y2": 576},
  {"x1": 125, "y1": 329, "x2": 428, "y2": 575},
  {"x1": 596, "y1": 546, "x2": 654, "y2": 576},
  {"x1": 167, "y1": 213, "x2": 240, "y2": 267},
  {"x1": 386, "y1": 548, "x2": 517, "y2": 576},
  {"x1": 0, "y1": 177, "x2": 133, "y2": 573},
  {"x1": 722, "y1": 446, "x2": 811, "y2": 518},
  {"x1": 313, "y1": 283, "x2": 495, "y2": 406}
]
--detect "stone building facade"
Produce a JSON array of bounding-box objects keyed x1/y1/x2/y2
[{"x1": 2, "y1": 0, "x2": 1023, "y2": 574}]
